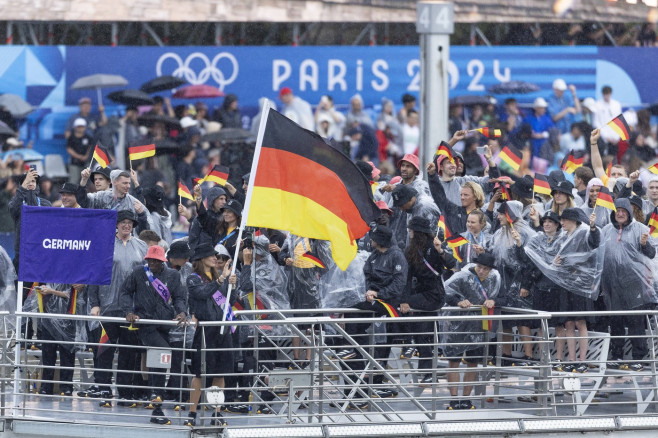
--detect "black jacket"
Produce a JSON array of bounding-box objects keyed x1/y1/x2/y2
[
  {"x1": 186, "y1": 273, "x2": 238, "y2": 321},
  {"x1": 404, "y1": 242, "x2": 450, "y2": 305},
  {"x1": 364, "y1": 246, "x2": 408, "y2": 306},
  {"x1": 9, "y1": 186, "x2": 52, "y2": 257},
  {"x1": 119, "y1": 264, "x2": 186, "y2": 320}
]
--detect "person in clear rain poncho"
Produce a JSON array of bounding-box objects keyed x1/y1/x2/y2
[
  {"x1": 580, "y1": 177, "x2": 611, "y2": 229},
  {"x1": 441, "y1": 252, "x2": 500, "y2": 410},
  {"x1": 601, "y1": 198, "x2": 658, "y2": 371},
  {"x1": 487, "y1": 200, "x2": 537, "y2": 364},
  {"x1": 523, "y1": 208, "x2": 602, "y2": 373}
]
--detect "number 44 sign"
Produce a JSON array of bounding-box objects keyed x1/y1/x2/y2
[{"x1": 416, "y1": 1, "x2": 454, "y2": 34}]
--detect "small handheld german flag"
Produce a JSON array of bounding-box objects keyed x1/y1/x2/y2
[
  {"x1": 435, "y1": 143, "x2": 455, "y2": 164},
  {"x1": 499, "y1": 145, "x2": 522, "y2": 171},
  {"x1": 205, "y1": 165, "x2": 230, "y2": 186},
  {"x1": 447, "y1": 235, "x2": 469, "y2": 263},
  {"x1": 437, "y1": 215, "x2": 451, "y2": 239},
  {"x1": 474, "y1": 127, "x2": 502, "y2": 138},
  {"x1": 602, "y1": 161, "x2": 613, "y2": 186},
  {"x1": 649, "y1": 208, "x2": 658, "y2": 237},
  {"x1": 648, "y1": 163, "x2": 658, "y2": 175},
  {"x1": 499, "y1": 182, "x2": 510, "y2": 201},
  {"x1": 178, "y1": 181, "x2": 194, "y2": 202},
  {"x1": 300, "y1": 251, "x2": 326, "y2": 269},
  {"x1": 482, "y1": 306, "x2": 494, "y2": 331},
  {"x1": 533, "y1": 173, "x2": 552, "y2": 197},
  {"x1": 561, "y1": 150, "x2": 584, "y2": 174},
  {"x1": 67, "y1": 287, "x2": 78, "y2": 315},
  {"x1": 375, "y1": 299, "x2": 399, "y2": 318},
  {"x1": 595, "y1": 186, "x2": 616, "y2": 211},
  {"x1": 504, "y1": 202, "x2": 518, "y2": 226},
  {"x1": 92, "y1": 144, "x2": 109, "y2": 168},
  {"x1": 607, "y1": 114, "x2": 630, "y2": 141},
  {"x1": 128, "y1": 144, "x2": 156, "y2": 161},
  {"x1": 97, "y1": 324, "x2": 110, "y2": 357}
]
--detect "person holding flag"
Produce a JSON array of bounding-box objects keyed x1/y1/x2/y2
[
  {"x1": 120, "y1": 245, "x2": 188, "y2": 425},
  {"x1": 188, "y1": 185, "x2": 228, "y2": 251},
  {"x1": 601, "y1": 198, "x2": 657, "y2": 371},
  {"x1": 184, "y1": 243, "x2": 238, "y2": 427},
  {"x1": 449, "y1": 209, "x2": 490, "y2": 270},
  {"x1": 487, "y1": 201, "x2": 537, "y2": 363},
  {"x1": 580, "y1": 177, "x2": 612, "y2": 229}
]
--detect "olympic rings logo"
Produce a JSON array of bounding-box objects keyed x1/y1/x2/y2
[{"x1": 156, "y1": 52, "x2": 239, "y2": 90}]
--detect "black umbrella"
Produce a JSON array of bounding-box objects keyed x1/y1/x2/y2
[
  {"x1": 449, "y1": 95, "x2": 497, "y2": 106},
  {"x1": 201, "y1": 128, "x2": 254, "y2": 143},
  {"x1": 488, "y1": 81, "x2": 540, "y2": 95},
  {"x1": 140, "y1": 76, "x2": 187, "y2": 94},
  {"x1": 0, "y1": 121, "x2": 16, "y2": 137},
  {"x1": 137, "y1": 113, "x2": 181, "y2": 130},
  {"x1": 107, "y1": 89, "x2": 154, "y2": 106}
]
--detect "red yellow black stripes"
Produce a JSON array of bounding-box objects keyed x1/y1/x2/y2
[
  {"x1": 649, "y1": 208, "x2": 658, "y2": 237},
  {"x1": 92, "y1": 144, "x2": 109, "y2": 168},
  {"x1": 447, "y1": 235, "x2": 468, "y2": 263},
  {"x1": 301, "y1": 252, "x2": 326, "y2": 269},
  {"x1": 561, "y1": 150, "x2": 584, "y2": 174},
  {"x1": 595, "y1": 187, "x2": 615, "y2": 211},
  {"x1": 129, "y1": 144, "x2": 156, "y2": 161},
  {"x1": 205, "y1": 165, "x2": 229, "y2": 186},
  {"x1": 376, "y1": 299, "x2": 399, "y2": 318},
  {"x1": 178, "y1": 181, "x2": 194, "y2": 201},
  {"x1": 499, "y1": 146, "x2": 522, "y2": 171},
  {"x1": 435, "y1": 143, "x2": 455, "y2": 164},
  {"x1": 475, "y1": 127, "x2": 502, "y2": 138},
  {"x1": 533, "y1": 173, "x2": 552, "y2": 196},
  {"x1": 607, "y1": 114, "x2": 630, "y2": 141},
  {"x1": 648, "y1": 163, "x2": 658, "y2": 175}
]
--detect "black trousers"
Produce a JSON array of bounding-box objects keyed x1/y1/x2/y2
[
  {"x1": 399, "y1": 293, "x2": 442, "y2": 372},
  {"x1": 94, "y1": 322, "x2": 139, "y2": 397},
  {"x1": 609, "y1": 313, "x2": 648, "y2": 361},
  {"x1": 138, "y1": 325, "x2": 172, "y2": 397},
  {"x1": 40, "y1": 329, "x2": 75, "y2": 393}
]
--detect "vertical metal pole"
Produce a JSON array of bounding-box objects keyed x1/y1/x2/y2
[
  {"x1": 13, "y1": 281, "x2": 24, "y2": 417},
  {"x1": 215, "y1": 23, "x2": 223, "y2": 46},
  {"x1": 6, "y1": 21, "x2": 13, "y2": 45},
  {"x1": 369, "y1": 25, "x2": 376, "y2": 46},
  {"x1": 292, "y1": 23, "x2": 300, "y2": 46},
  {"x1": 48, "y1": 23, "x2": 54, "y2": 45},
  {"x1": 111, "y1": 23, "x2": 118, "y2": 47}
]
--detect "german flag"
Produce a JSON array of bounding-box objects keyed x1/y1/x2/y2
[
  {"x1": 504, "y1": 202, "x2": 518, "y2": 224},
  {"x1": 648, "y1": 163, "x2": 658, "y2": 175},
  {"x1": 595, "y1": 186, "x2": 616, "y2": 211},
  {"x1": 92, "y1": 144, "x2": 109, "y2": 168},
  {"x1": 301, "y1": 251, "x2": 326, "y2": 269},
  {"x1": 435, "y1": 143, "x2": 455, "y2": 164},
  {"x1": 482, "y1": 306, "x2": 494, "y2": 331},
  {"x1": 607, "y1": 114, "x2": 630, "y2": 141},
  {"x1": 602, "y1": 161, "x2": 613, "y2": 186},
  {"x1": 437, "y1": 215, "x2": 451, "y2": 239},
  {"x1": 649, "y1": 208, "x2": 658, "y2": 237},
  {"x1": 561, "y1": 150, "x2": 584, "y2": 174},
  {"x1": 205, "y1": 165, "x2": 229, "y2": 186},
  {"x1": 533, "y1": 173, "x2": 552, "y2": 196},
  {"x1": 499, "y1": 182, "x2": 510, "y2": 201},
  {"x1": 475, "y1": 127, "x2": 502, "y2": 138},
  {"x1": 447, "y1": 235, "x2": 469, "y2": 263},
  {"x1": 499, "y1": 146, "x2": 522, "y2": 171},
  {"x1": 97, "y1": 325, "x2": 110, "y2": 357},
  {"x1": 376, "y1": 299, "x2": 399, "y2": 318},
  {"x1": 36, "y1": 288, "x2": 44, "y2": 313},
  {"x1": 193, "y1": 177, "x2": 204, "y2": 186},
  {"x1": 245, "y1": 108, "x2": 380, "y2": 270},
  {"x1": 67, "y1": 287, "x2": 78, "y2": 315},
  {"x1": 178, "y1": 181, "x2": 194, "y2": 201},
  {"x1": 128, "y1": 143, "x2": 156, "y2": 161},
  {"x1": 370, "y1": 180, "x2": 379, "y2": 196}
]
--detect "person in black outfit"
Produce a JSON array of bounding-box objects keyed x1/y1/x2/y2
[{"x1": 213, "y1": 94, "x2": 242, "y2": 128}]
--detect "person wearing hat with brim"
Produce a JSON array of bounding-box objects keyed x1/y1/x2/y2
[
  {"x1": 549, "y1": 180, "x2": 576, "y2": 216},
  {"x1": 617, "y1": 170, "x2": 656, "y2": 219},
  {"x1": 358, "y1": 200, "x2": 396, "y2": 252},
  {"x1": 187, "y1": 184, "x2": 229, "y2": 250},
  {"x1": 119, "y1": 245, "x2": 187, "y2": 425},
  {"x1": 66, "y1": 117, "x2": 94, "y2": 183},
  {"x1": 390, "y1": 183, "x2": 440, "y2": 250},
  {"x1": 428, "y1": 130, "x2": 499, "y2": 207},
  {"x1": 547, "y1": 78, "x2": 580, "y2": 135},
  {"x1": 144, "y1": 185, "x2": 173, "y2": 245},
  {"x1": 600, "y1": 197, "x2": 656, "y2": 371},
  {"x1": 523, "y1": 97, "x2": 554, "y2": 160},
  {"x1": 65, "y1": 96, "x2": 106, "y2": 140},
  {"x1": 184, "y1": 243, "x2": 237, "y2": 427},
  {"x1": 379, "y1": 152, "x2": 432, "y2": 201},
  {"x1": 166, "y1": 240, "x2": 193, "y2": 280},
  {"x1": 78, "y1": 209, "x2": 148, "y2": 403},
  {"x1": 90, "y1": 166, "x2": 112, "y2": 192},
  {"x1": 442, "y1": 251, "x2": 499, "y2": 410},
  {"x1": 60, "y1": 182, "x2": 81, "y2": 208},
  {"x1": 398, "y1": 217, "x2": 452, "y2": 383}
]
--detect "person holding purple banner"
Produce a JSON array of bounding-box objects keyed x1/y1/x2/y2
[{"x1": 120, "y1": 245, "x2": 187, "y2": 426}]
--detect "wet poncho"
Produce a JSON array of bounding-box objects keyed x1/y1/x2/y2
[
  {"x1": 240, "y1": 235, "x2": 290, "y2": 311},
  {"x1": 486, "y1": 201, "x2": 537, "y2": 308},
  {"x1": 580, "y1": 178, "x2": 611, "y2": 229},
  {"x1": 600, "y1": 198, "x2": 658, "y2": 310},
  {"x1": 440, "y1": 265, "x2": 501, "y2": 357},
  {"x1": 321, "y1": 250, "x2": 369, "y2": 308},
  {"x1": 23, "y1": 283, "x2": 87, "y2": 352},
  {"x1": 524, "y1": 224, "x2": 603, "y2": 299},
  {"x1": 279, "y1": 235, "x2": 331, "y2": 311}
]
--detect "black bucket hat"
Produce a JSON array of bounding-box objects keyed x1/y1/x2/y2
[
  {"x1": 391, "y1": 184, "x2": 418, "y2": 207},
  {"x1": 560, "y1": 207, "x2": 589, "y2": 225},
  {"x1": 191, "y1": 243, "x2": 218, "y2": 261},
  {"x1": 59, "y1": 182, "x2": 78, "y2": 194},
  {"x1": 551, "y1": 180, "x2": 574, "y2": 198},
  {"x1": 116, "y1": 209, "x2": 138, "y2": 226},
  {"x1": 511, "y1": 175, "x2": 534, "y2": 199},
  {"x1": 473, "y1": 252, "x2": 496, "y2": 268},
  {"x1": 408, "y1": 216, "x2": 432, "y2": 235},
  {"x1": 167, "y1": 240, "x2": 191, "y2": 260},
  {"x1": 370, "y1": 225, "x2": 393, "y2": 248},
  {"x1": 223, "y1": 199, "x2": 243, "y2": 217},
  {"x1": 540, "y1": 211, "x2": 561, "y2": 227}
]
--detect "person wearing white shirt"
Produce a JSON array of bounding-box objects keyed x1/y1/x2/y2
[
  {"x1": 559, "y1": 123, "x2": 586, "y2": 155},
  {"x1": 593, "y1": 85, "x2": 622, "y2": 145},
  {"x1": 402, "y1": 109, "x2": 420, "y2": 156}
]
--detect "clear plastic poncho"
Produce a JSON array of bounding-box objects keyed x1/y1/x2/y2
[
  {"x1": 23, "y1": 283, "x2": 87, "y2": 352},
  {"x1": 0, "y1": 246, "x2": 17, "y2": 327},
  {"x1": 601, "y1": 219, "x2": 658, "y2": 310},
  {"x1": 249, "y1": 235, "x2": 290, "y2": 311},
  {"x1": 440, "y1": 265, "x2": 501, "y2": 357},
  {"x1": 321, "y1": 249, "x2": 368, "y2": 308},
  {"x1": 282, "y1": 235, "x2": 331, "y2": 310},
  {"x1": 524, "y1": 224, "x2": 604, "y2": 300}
]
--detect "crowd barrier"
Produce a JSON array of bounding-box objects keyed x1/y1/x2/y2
[{"x1": 1, "y1": 308, "x2": 658, "y2": 437}]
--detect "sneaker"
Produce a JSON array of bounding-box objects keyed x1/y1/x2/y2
[
  {"x1": 420, "y1": 375, "x2": 434, "y2": 385},
  {"x1": 552, "y1": 360, "x2": 563, "y2": 371},
  {"x1": 372, "y1": 388, "x2": 398, "y2": 398},
  {"x1": 77, "y1": 385, "x2": 103, "y2": 398},
  {"x1": 59, "y1": 389, "x2": 73, "y2": 397},
  {"x1": 257, "y1": 405, "x2": 274, "y2": 414},
  {"x1": 446, "y1": 400, "x2": 460, "y2": 410},
  {"x1": 38, "y1": 388, "x2": 51, "y2": 395},
  {"x1": 607, "y1": 360, "x2": 623, "y2": 369},
  {"x1": 117, "y1": 399, "x2": 139, "y2": 408},
  {"x1": 627, "y1": 363, "x2": 645, "y2": 372},
  {"x1": 573, "y1": 363, "x2": 589, "y2": 373},
  {"x1": 174, "y1": 404, "x2": 186, "y2": 411},
  {"x1": 210, "y1": 411, "x2": 227, "y2": 427},
  {"x1": 559, "y1": 363, "x2": 575, "y2": 373},
  {"x1": 348, "y1": 401, "x2": 369, "y2": 410},
  {"x1": 144, "y1": 394, "x2": 162, "y2": 409},
  {"x1": 183, "y1": 414, "x2": 196, "y2": 427},
  {"x1": 224, "y1": 403, "x2": 250, "y2": 414},
  {"x1": 400, "y1": 346, "x2": 419, "y2": 359},
  {"x1": 513, "y1": 356, "x2": 535, "y2": 367},
  {"x1": 150, "y1": 406, "x2": 171, "y2": 425},
  {"x1": 459, "y1": 400, "x2": 476, "y2": 410},
  {"x1": 335, "y1": 349, "x2": 357, "y2": 360},
  {"x1": 98, "y1": 400, "x2": 112, "y2": 408}
]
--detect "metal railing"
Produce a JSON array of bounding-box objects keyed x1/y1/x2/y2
[{"x1": 1, "y1": 308, "x2": 658, "y2": 436}]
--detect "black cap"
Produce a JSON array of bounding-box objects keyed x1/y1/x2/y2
[
  {"x1": 370, "y1": 225, "x2": 393, "y2": 248},
  {"x1": 191, "y1": 243, "x2": 218, "y2": 261},
  {"x1": 473, "y1": 252, "x2": 496, "y2": 268},
  {"x1": 223, "y1": 199, "x2": 243, "y2": 217},
  {"x1": 547, "y1": 170, "x2": 566, "y2": 190},
  {"x1": 116, "y1": 209, "x2": 138, "y2": 225},
  {"x1": 629, "y1": 194, "x2": 643, "y2": 211},
  {"x1": 511, "y1": 175, "x2": 534, "y2": 199},
  {"x1": 408, "y1": 216, "x2": 432, "y2": 235},
  {"x1": 540, "y1": 211, "x2": 561, "y2": 227},
  {"x1": 90, "y1": 166, "x2": 112, "y2": 181},
  {"x1": 59, "y1": 182, "x2": 78, "y2": 194},
  {"x1": 391, "y1": 184, "x2": 418, "y2": 207},
  {"x1": 560, "y1": 207, "x2": 588, "y2": 224},
  {"x1": 144, "y1": 185, "x2": 165, "y2": 205},
  {"x1": 551, "y1": 180, "x2": 574, "y2": 197},
  {"x1": 242, "y1": 172, "x2": 250, "y2": 183},
  {"x1": 167, "y1": 240, "x2": 191, "y2": 260},
  {"x1": 355, "y1": 160, "x2": 374, "y2": 179}
]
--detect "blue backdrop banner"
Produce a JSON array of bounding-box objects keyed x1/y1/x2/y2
[{"x1": 18, "y1": 206, "x2": 117, "y2": 285}]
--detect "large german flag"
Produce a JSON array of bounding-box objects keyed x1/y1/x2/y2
[
  {"x1": 245, "y1": 108, "x2": 379, "y2": 270},
  {"x1": 607, "y1": 114, "x2": 630, "y2": 141}
]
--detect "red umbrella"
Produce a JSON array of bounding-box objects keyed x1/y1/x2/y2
[{"x1": 172, "y1": 85, "x2": 225, "y2": 99}]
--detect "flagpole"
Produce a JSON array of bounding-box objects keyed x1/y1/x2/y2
[
  {"x1": 220, "y1": 100, "x2": 271, "y2": 335},
  {"x1": 88, "y1": 154, "x2": 96, "y2": 170}
]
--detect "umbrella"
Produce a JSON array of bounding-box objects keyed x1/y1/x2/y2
[
  {"x1": 140, "y1": 76, "x2": 187, "y2": 94},
  {"x1": 173, "y1": 85, "x2": 224, "y2": 99},
  {"x1": 449, "y1": 95, "x2": 497, "y2": 106},
  {"x1": 70, "y1": 73, "x2": 129, "y2": 105},
  {"x1": 0, "y1": 148, "x2": 44, "y2": 161},
  {"x1": 0, "y1": 122, "x2": 16, "y2": 137},
  {"x1": 153, "y1": 138, "x2": 180, "y2": 151},
  {"x1": 0, "y1": 94, "x2": 34, "y2": 118},
  {"x1": 201, "y1": 128, "x2": 254, "y2": 143},
  {"x1": 107, "y1": 89, "x2": 155, "y2": 106},
  {"x1": 488, "y1": 81, "x2": 540, "y2": 95},
  {"x1": 137, "y1": 113, "x2": 181, "y2": 130}
]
